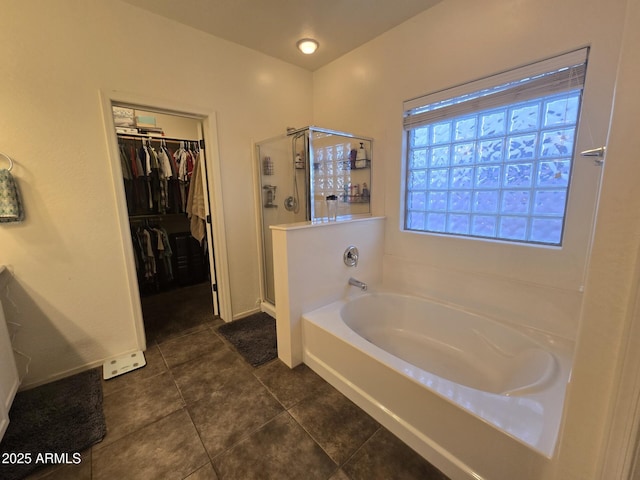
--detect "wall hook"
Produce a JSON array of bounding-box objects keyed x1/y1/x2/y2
[{"x1": 0, "y1": 152, "x2": 14, "y2": 172}]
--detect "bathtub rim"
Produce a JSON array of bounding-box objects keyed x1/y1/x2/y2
[
  {"x1": 339, "y1": 291, "x2": 561, "y2": 396},
  {"x1": 301, "y1": 290, "x2": 573, "y2": 460},
  {"x1": 342, "y1": 288, "x2": 576, "y2": 353}
]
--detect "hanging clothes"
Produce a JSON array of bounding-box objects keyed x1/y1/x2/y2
[
  {"x1": 119, "y1": 135, "x2": 206, "y2": 216},
  {"x1": 119, "y1": 144, "x2": 134, "y2": 214},
  {"x1": 132, "y1": 144, "x2": 148, "y2": 213},
  {"x1": 119, "y1": 144, "x2": 133, "y2": 180},
  {"x1": 139, "y1": 227, "x2": 157, "y2": 281},
  {"x1": 157, "y1": 144, "x2": 173, "y2": 179},
  {"x1": 130, "y1": 224, "x2": 176, "y2": 292},
  {"x1": 174, "y1": 142, "x2": 193, "y2": 210},
  {"x1": 156, "y1": 144, "x2": 174, "y2": 214},
  {"x1": 119, "y1": 133, "x2": 210, "y2": 296},
  {"x1": 154, "y1": 227, "x2": 173, "y2": 282},
  {"x1": 162, "y1": 143, "x2": 182, "y2": 213},
  {"x1": 186, "y1": 148, "x2": 207, "y2": 243}
]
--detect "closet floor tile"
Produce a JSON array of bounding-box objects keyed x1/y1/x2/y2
[
  {"x1": 142, "y1": 283, "x2": 218, "y2": 344},
  {"x1": 146, "y1": 318, "x2": 215, "y2": 345}
]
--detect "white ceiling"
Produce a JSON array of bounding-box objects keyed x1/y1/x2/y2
[{"x1": 122, "y1": 0, "x2": 442, "y2": 71}]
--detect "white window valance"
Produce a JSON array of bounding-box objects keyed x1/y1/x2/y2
[{"x1": 403, "y1": 48, "x2": 589, "y2": 130}]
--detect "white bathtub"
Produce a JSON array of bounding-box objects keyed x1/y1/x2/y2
[{"x1": 302, "y1": 291, "x2": 572, "y2": 480}]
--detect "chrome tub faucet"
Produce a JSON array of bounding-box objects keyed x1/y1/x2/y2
[{"x1": 348, "y1": 277, "x2": 367, "y2": 291}]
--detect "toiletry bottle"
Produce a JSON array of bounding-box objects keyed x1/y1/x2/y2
[
  {"x1": 356, "y1": 142, "x2": 367, "y2": 168},
  {"x1": 349, "y1": 149, "x2": 357, "y2": 169}
]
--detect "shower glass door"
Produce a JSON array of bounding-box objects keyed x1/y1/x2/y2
[
  {"x1": 256, "y1": 132, "x2": 309, "y2": 305},
  {"x1": 309, "y1": 129, "x2": 372, "y2": 221},
  {"x1": 256, "y1": 126, "x2": 372, "y2": 307}
]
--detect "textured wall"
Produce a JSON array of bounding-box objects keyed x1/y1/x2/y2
[
  {"x1": 0, "y1": 0, "x2": 312, "y2": 387},
  {"x1": 312, "y1": 0, "x2": 626, "y2": 338},
  {"x1": 311, "y1": 0, "x2": 637, "y2": 478}
]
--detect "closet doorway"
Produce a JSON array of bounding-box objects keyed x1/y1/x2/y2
[{"x1": 102, "y1": 92, "x2": 231, "y2": 351}]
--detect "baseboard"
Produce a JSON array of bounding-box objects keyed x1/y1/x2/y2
[
  {"x1": 232, "y1": 307, "x2": 262, "y2": 321},
  {"x1": 18, "y1": 348, "x2": 146, "y2": 391},
  {"x1": 19, "y1": 359, "x2": 105, "y2": 391},
  {"x1": 260, "y1": 301, "x2": 276, "y2": 319}
]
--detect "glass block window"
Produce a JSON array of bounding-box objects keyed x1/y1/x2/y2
[
  {"x1": 313, "y1": 143, "x2": 349, "y2": 199},
  {"x1": 403, "y1": 49, "x2": 588, "y2": 245}
]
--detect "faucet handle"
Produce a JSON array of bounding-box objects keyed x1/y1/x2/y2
[{"x1": 343, "y1": 246, "x2": 359, "y2": 267}]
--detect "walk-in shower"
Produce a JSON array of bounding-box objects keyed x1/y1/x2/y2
[{"x1": 255, "y1": 126, "x2": 373, "y2": 307}]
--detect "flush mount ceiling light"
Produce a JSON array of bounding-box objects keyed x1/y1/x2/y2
[{"x1": 296, "y1": 38, "x2": 319, "y2": 55}]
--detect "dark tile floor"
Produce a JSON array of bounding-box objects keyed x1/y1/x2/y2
[{"x1": 27, "y1": 284, "x2": 449, "y2": 480}]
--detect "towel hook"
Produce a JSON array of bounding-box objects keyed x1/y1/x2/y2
[{"x1": 0, "y1": 152, "x2": 14, "y2": 172}]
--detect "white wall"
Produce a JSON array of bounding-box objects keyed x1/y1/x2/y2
[
  {"x1": 313, "y1": 0, "x2": 626, "y2": 340},
  {"x1": 312, "y1": 0, "x2": 638, "y2": 478},
  {"x1": 0, "y1": 0, "x2": 312, "y2": 387},
  {"x1": 554, "y1": 0, "x2": 640, "y2": 477}
]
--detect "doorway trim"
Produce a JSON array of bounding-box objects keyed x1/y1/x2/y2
[{"x1": 99, "y1": 89, "x2": 233, "y2": 350}]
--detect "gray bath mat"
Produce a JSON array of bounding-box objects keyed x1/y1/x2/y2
[
  {"x1": 0, "y1": 368, "x2": 107, "y2": 480},
  {"x1": 218, "y1": 312, "x2": 277, "y2": 367}
]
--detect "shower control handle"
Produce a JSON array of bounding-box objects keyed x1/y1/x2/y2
[{"x1": 344, "y1": 246, "x2": 359, "y2": 267}]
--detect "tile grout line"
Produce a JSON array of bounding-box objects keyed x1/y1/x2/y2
[
  {"x1": 285, "y1": 407, "x2": 341, "y2": 478},
  {"x1": 180, "y1": 404, "x2": 220, "y2": 480},
  {"x1": 207, "y1": 410, "x2": 291, "y2": 465},
  {"x1": 168, "y1": 342, "x2": 217, "y2": 479},
  {"x1": 169, "y1": 328, "x2": 283, "y2": 478},
  {"x1": 337, "y1": 425, "x2": 384, "y2": 476}
]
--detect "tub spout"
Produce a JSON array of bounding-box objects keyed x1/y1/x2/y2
[{"x1": 348, "y1": 277, "x2": 367, "y2": 291}]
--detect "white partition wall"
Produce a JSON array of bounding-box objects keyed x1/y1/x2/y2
[{"x1": 272, "y1": 217, "x2": 384, "y2": 366}]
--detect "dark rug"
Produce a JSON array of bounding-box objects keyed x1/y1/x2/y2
[
  {"x1": 0, "y1": 368, "x2": 107, "y2": 480},
  {"x1": 218, "y1": 312, "x2": 277, "y2": 367}
]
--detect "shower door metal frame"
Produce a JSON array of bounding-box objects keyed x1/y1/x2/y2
[
  {"x1": 304, "y1": 126, "x2": 373, "y2": 223},
  {"x1": 255, "y1": 126, "x2": 373, "y2": 309}
]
